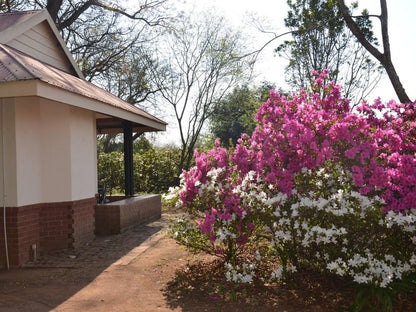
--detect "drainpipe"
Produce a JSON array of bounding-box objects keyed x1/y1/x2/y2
[{"x1": 1, "y1": 100, "x2": 9, "y2": 269}]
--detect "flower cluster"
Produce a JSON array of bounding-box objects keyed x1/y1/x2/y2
[
  {"x1": 168, "y1": 71, "x2": 416, "y2": 293},
  {"x1": 327, "y1": 252, "x2": 416, "y2": 288},
  {"x1": 263, "y1": 165, "x2": 416, "y2": 288},
  {"x1": 224, "y1": 262, "x2": 256, "y2": 283},
  {"x1": 247, "y1": 71, "x2": 416, "y2": 213}
]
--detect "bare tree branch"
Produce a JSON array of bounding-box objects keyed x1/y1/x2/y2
[
  {"x1": 54, "y1": 0, "x2": 96, "y2": 30},
  {"x1": 338, "y1": 0, "x2": 412, "y2": 103},
  {"x1": 47, "y1": 0, "x2": 170, "y2": 30},
  {"x1": 151, "y1": 12, "x2": 252, "y2": 171}
]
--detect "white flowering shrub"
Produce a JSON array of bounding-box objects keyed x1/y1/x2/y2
[{"x1": 261, "y1": 163, "x2": 416, "y2": 290}]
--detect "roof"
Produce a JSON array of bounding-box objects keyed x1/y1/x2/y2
[
  {"x1": 0, "y1": 10, "x2": 36, "y2": 31},
  {"x1": 0, "y1": 10, "x2": 166, "y2": 133},
  {"x1": 0, "y1": 10, "x2": 83, "y2": 78},
  {"x1": 0, "y1": 43, "x2": 166, "y2": 132}
]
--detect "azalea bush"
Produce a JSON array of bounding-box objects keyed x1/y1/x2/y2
[{"x1": 167, "y1": 70, "x2": 416, "y2": 310}]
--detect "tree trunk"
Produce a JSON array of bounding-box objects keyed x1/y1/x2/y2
[
  {"x1": 337, "y1": 0, "x2": 412, "y2": 103},
  {"x1": 46, "y1": 0, "x2": 63, "y2": 23},
  {"x1": 382, "y1": 57, "x2": 411, "y2": 104}
]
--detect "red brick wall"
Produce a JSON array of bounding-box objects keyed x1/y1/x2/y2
[
  {"x1": 0, "y1": 197, "x2": 95, "y2": 268},
  {"x1": 39, "y1": 203, "x2": 72, "y2": 254},
  {"x1": 95, "y1": 195, "x2": 161, "y2": 236},
  {"x1": 94, "y1": 205, "x2": 120, "y2": 235},
  {"x1": 71, "y1": 198, "x2": 95, "y2": 248},
  {"x1": 0, "y1": 205, "x2": 40, "y2": 267}
]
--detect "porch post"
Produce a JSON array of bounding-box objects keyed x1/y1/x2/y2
[{"x1": 123, "y1": 121, "x2": 134, "y2": 196}]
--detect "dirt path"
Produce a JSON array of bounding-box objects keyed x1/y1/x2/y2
[
  {"x1": 0, "y1": 212, "x2": 203, "y2": 312},
  {"x1": 0, "y1": 211, "x2": 338, "y2": 312},
  {"x1": 1, "y1": 210, "x2": 414, "y2": 312}
]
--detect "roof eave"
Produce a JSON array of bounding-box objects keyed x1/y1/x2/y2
[{"x1": 0, "y1": 79, "x2": 166, "y2": 132}]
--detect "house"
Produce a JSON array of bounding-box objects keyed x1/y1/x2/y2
[{"x1": 0, "y1": 10, "x2": 166, "y2": 268}]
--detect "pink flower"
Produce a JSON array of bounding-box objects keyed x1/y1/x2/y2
[
  {"x1": 345, "y1": 148, "x2": 358, "y2": 159},
  {"x1": 247, "y1": 222, "x2": 255, "y2": 231}
]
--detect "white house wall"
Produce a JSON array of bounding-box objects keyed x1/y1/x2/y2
[
  {"x1": 0, "y1": 98, "x2": 18, "y2": 207},
  {"x1": 14, "y1": 97, "x2": 43, "y2": 206},
  {"x1": 70, "y1": 106, "x2": 97, "y2": 200},
  {"x1": 38, "y1": 98, "x2": 72, "y2": 204},
  {"x1": 11, "y1": 97, "x2": 96, "y2": 207}
]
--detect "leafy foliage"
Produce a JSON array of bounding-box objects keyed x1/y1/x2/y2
[
  {"x1": 277, "y1": 0, "x2": 382, "y2": 107},
  {"x1": 97, "y1": 147, "x2": 181, "y2": 195},
  {"x1": 209, "y1": 82, "x2": 275, "y2": 147},
  {"x1": 97, "y1": 151, "x2": 125, "y2": 195},
  {"x1": 133, "y1": 147, "x2": 181, "y2": 193}
]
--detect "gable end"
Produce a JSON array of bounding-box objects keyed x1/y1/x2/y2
[{"x1": 6, "y1": 21, "x2": 74, "y2": 75}]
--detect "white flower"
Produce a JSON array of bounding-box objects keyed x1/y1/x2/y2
[
  {"x1": 353, "y1": 274, "x2": 370, "y2": 284},
  {"x1": 255, "y1": 250, "x2": 261, "y2": 261},
  {"x1": 224, "y1": 261, "x2": 255, "y2": 284},
  {"x1": 271, "y1": 265, "x2": 283, "y2": 280},
  {"x1": 327, "y1": 262, "x2": 338, "y2": 271}
]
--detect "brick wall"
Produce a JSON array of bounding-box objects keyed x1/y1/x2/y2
[
  {"x1": 39, "y1": 203, "x2": 72, "y2": 254},
  {"x1": 119, "y1": 195, "x2": 161, "y2": 230},
  {"x1": 0, "y1": 197, "x2": 95, "y2": 268},
  {"x1": 94, "y1": 205, "x2": 120, "y2": 235},
  {"x1": 95, "y1": 195, "x2": 161, "y2": 235},
  {"x1": 71, "y1": 198, "x2": 95, "y2": 248},
  {"x1": 0, "y1": 205, "x2": 40, "y2": 266}
]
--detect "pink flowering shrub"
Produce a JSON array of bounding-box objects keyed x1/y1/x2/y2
[
  {"x1": 169, "y1": 140, "x2": 266, "y2": 262},
  {"x1": 246, "y1": 70, "x2": 416, "y2": 213},
  {"x1": 166, "y1": 71, "x2": 416, "y2": 304}
]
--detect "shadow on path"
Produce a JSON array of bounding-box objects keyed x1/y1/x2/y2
[{"x1": 0, "y1": 216, "x2": 165, "y2": 312}]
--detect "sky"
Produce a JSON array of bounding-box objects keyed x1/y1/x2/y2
[
  {"x1": 155, "y1": 0, "x2": 416, "y2": 145},
  {"x1": 182, "y1": 0, "x2": 416, "y2": 102}
]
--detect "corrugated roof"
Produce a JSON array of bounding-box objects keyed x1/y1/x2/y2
[
  {"x1": 0, "y1": 10, "x2": 39, "y2": 32},
  {"x1": 0, "y1": 43, "x2": 166, "y2": 127}
]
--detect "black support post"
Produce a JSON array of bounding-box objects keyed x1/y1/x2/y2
[{"x1": 123, "y1": 121, "x2": 134, "y2": 196}]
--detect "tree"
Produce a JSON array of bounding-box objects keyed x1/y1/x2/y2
[
  {"x1": 277, "y1": 0, "x2": 382, "y2": 107},
  {"x1": 0, "y1": 0, "x2": 25, "y2": 11},
  {"x1": 210, "y1": 82, "x2": 275, "y2": 147},
  {"x1": 337, "y1": 0, "x2": 412, "y2": 103},
  {"x1": 151, "y1": 12, "x2": 254, "y2": 172},
  {"x1": 99, "y1": 47, "x2": 161, "y2": 109},
  {"x1": 97, "y1": 134, "x2": 123, "y2": 154},
  {"x1": 6, "y1": 0, "x2": 170, "y2": 92}
]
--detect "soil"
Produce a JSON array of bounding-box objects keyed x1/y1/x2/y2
[{"x1": 0, "y1": 208, "x2": 415, "y2": 312}]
